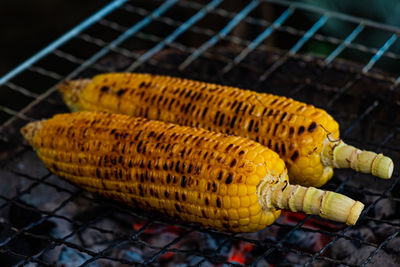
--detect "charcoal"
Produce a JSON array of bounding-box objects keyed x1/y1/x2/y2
[
  {"x1": 373, "y1": 220, "x2": 400, "y2": 241},
  {"x1": 9, "y1": 201, "x2": 55, "y2": 233},
  {"x1": 57, "y1": 246, "x2": 99, "y2": 267},
  {"x1": 0, "y1": 223, "x2": 30, "y2": 266},
  {"x1": 386, "y1": 236, "x2": 400, "y2": 254},
  {"x1": 365, "y1": 195, "x2": 397, "y2": 219}
]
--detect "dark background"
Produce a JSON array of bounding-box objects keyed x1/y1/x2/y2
[
  {"x1": 1, "y1": 0, "x2": 400, "y2": 76},
  {"x1": 0, "y1": 0, "x2": 109, "y2": 75}
]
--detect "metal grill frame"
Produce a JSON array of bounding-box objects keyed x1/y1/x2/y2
[{"x1": 1, "y1": 0, "x2": 400, "y2": 266}]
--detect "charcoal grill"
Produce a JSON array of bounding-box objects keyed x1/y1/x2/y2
[{"x1": 1, "y1": 0, "x2": 400, "y2": 266}]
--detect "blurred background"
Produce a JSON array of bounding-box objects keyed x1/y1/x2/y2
[
  {"x1": 0, "y1": 0, "x2": 109, "y2": 75},
  {"x1": 1, "y1": 0, "x2": 400, "y2": 76}
]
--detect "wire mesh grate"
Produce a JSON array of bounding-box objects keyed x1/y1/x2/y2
[{"x1": 1, "y1": 0, "x2": 400, "y2": 265}]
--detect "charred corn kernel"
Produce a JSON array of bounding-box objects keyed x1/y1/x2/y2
[
  {"x1": 59, "y1": 73, "x2": 394, "y2": 187},
  {"x1": 210, "y1": 195, "x2": 218, "y2": 208},
  {"x1": 214, "y1": 220, "x2": 223, "y2": 229},
  {"x1": 22, "y1": 112, "x2": 364, "y2": 233},
  {"x1": 219, "y1": 184, "x2": 227, "y2": 195}
]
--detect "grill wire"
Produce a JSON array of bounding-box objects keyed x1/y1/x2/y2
[{"x1": 0, "y1": 0, "x2": 400, "y2": 266}]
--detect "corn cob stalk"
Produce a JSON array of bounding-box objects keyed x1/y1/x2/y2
[
  {"x1": 21, "y1": 112, "x2": 364, "y2": 233},
  {"x1": 59, "y1": 73, "x2": 394, "y2": 187}
]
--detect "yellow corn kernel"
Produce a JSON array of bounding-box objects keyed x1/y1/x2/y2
[
  {"x1": 239, "y1": 218, "x2": 250, "y2": 226},
  {"x1": 228, "y1": 184, "x2": 238, "y2": 196},
  {"x1": 231, "y1": 197, "x2": 240, "y2": 209},
  {"x1": 254, "y1": 155, "x2": 264, "y2": 165},
  {"x1": 228, "y1": 209, "x2": 239, "y2": 220},
  {"x1": 246, "y1": 175, "x2": 259, "y2": 186},
  {"x1": 237, "y1": 184, "x2": 247, "y2": 196},
  {"x1": 245, "y1": 150, "x2": 258, "y2": 162},
  {"x1": 240, "y1": 196, "x2": 250, "y2": 207},
  {"x1": 256, "y1": 165, "x2": 267, "y2": 178},
  {"x1": 250, "y1": 213, "x2": 262, "y2": 224},
  {"x1": 259, "y1": 212, "x2": 274, "y2": 227},
  {"x1": 222, "y1": 196, "x2": 231, "y2": 209},
  {"x1": 249, "y1": 194, "x2": 258, "y2": 205},
  {"x1": 238, "y1": 207, "x2": 249, "y2": 218},
  {"x1": 247, "y1": 186, "x2": 257, "y2": 195},
  {"x1": 249, "y1": 204, "x2": 261, "y2": 216}
]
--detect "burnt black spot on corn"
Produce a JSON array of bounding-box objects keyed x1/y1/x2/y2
[{"x1": 58, "y1": 74, "x2": 394, "y2": 187}]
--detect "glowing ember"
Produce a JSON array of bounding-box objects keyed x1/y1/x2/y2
[
  {"x1": 228, "y1": 242, "x2": 254, "y2": 265},
  {"x1": 283, "y1": 211, "x2": 344, "y2": 231}
]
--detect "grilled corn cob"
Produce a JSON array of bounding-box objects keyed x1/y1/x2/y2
[
  {"x1": 59, "y1": 73, "x2": 394, "y2": 187},
  {"x1": 21, "y1": 112, "x2": 364, "y2": 233}
]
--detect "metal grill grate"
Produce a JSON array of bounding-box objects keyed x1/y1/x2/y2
[{"x1": 1, "y1": 0, "x2": 400, "y2": 266}]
